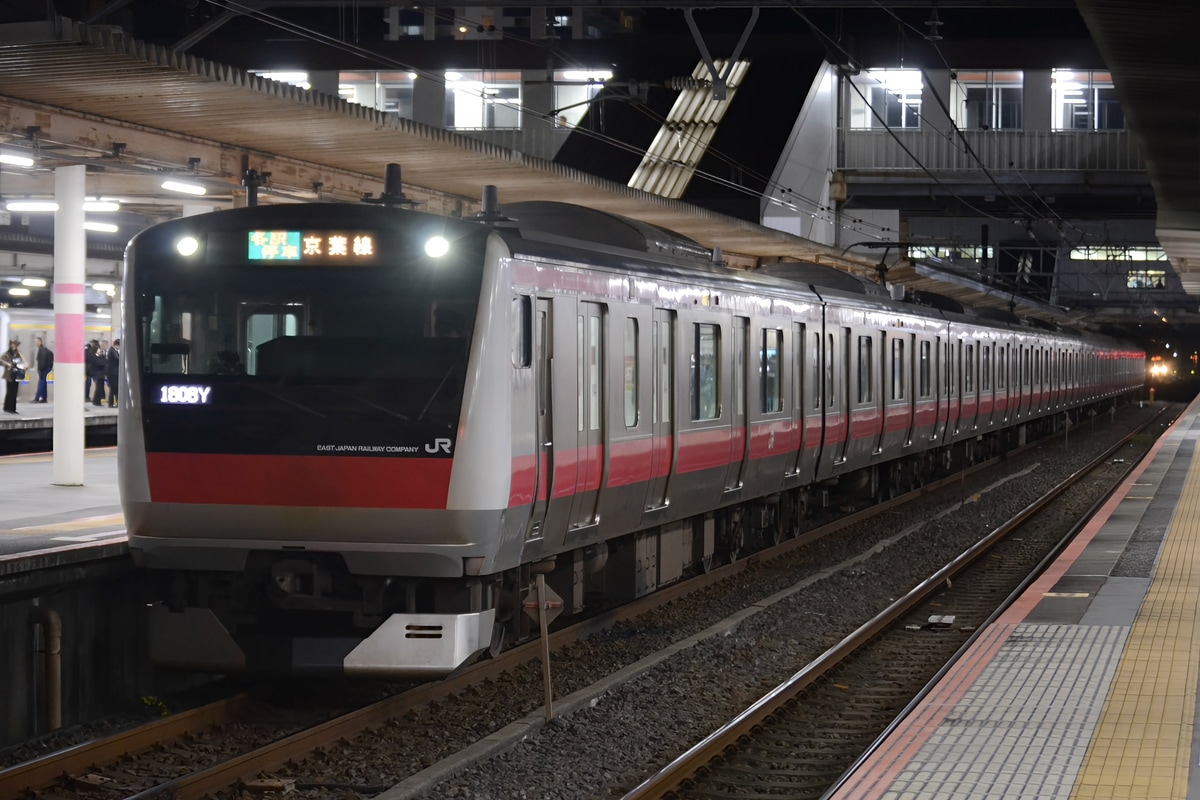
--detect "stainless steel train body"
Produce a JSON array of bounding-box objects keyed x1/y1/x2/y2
[{"x1": 120, "y1": 201, "x2": 1145, "y2": 676}]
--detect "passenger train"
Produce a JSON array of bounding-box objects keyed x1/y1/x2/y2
[{"x1": 119, "y1": 176, "x2": 1145, "y2": 676}]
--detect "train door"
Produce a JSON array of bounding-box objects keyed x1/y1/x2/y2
[
  {"x1": 834, "y1": 327, "x2": 851, "y2": 464},
  {"x1": 644, "y1": 309, "x2": 674, "y2": 510},
  {"x1": 871, "y1": 331, "x2": 885, "y2": 455},
  {"x1": 787, "y1": 322, "x2": 805, "y2": 475},
  {"x1": 569, "y1": 302, "x2": 605, "y2": 529},
  {"x1": 724, "y1": 317, "x2": 749, "y2": 492},
  {"x1": 934, "y1": 336, "x2": 950, "y2": 443},
  {"x1": 528, "y1": 298, "x2": 554, "y2": 542},
  {"x1": 902, "y1": 333, "x2": 916, "y2": 446}
]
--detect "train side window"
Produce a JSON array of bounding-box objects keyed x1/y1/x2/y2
[
  {"x1": 965, "y1": 344, "x2": 975, "y2": 393},
  {"x1": 762, "y1": 328, "x2": 783, "y2": 413},
  {"x1": 919, "y1": 340, "x2": 931, "y2": 397},
  {"x1": 691, "y1": 323, "x2": 720, "y2": 421},
  {"x1": 857, "y1": 335, "x2": 873, "y2": 403},
  {"x1": 512, "y1": 296, "x2": 531, "y2": 368},
  {"x1": 981, "y1": 345, "x2": 991, "y2": 391},
  {"x1": 891, "y1": 337, "x2": 906, "y2": 400},
  {"x1": 624, "y1": 318, "x2": 638, "y2": 427}
]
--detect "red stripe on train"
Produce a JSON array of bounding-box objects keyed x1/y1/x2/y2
[{"x1": 146, "y1": 453, "x2": 452, "y2": 508}]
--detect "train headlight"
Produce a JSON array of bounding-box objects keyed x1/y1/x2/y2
[
  {"x1": 176, "y1": 236, "x2": 200, "y2": 257},
  {"x1": 424, "y1": 236, "x2": 449, "y2": 258}
]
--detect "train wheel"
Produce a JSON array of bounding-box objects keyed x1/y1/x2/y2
[{"x1": 487, "y1": 621, "x2": 507, "y2": 659}]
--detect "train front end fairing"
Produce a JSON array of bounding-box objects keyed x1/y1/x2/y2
[{"x1": 120, "y1": 204, "x2": 508, "y2": 676}]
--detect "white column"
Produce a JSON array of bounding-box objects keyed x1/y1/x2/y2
[{"x1": 53, "y1": 165, "x2": 86, "y2": 486}]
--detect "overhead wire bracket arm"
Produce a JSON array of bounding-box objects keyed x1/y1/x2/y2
[{"x1": 683, "y1": 6, "x2": 760, "y2": 101}]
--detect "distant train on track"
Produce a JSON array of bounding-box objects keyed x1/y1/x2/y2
[{"x1": 119, "y1": 174, "x2": 1145, "y2": 677}]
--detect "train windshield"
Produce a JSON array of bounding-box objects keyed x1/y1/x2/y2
[{"x1": 131, "y1": 216, "x2": 489, "y2": 455}]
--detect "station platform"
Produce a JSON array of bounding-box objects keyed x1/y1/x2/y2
[
  {"x1": 831, "y1": 395, "x2": 1200, "y2": 800},
  {"x1": 0, "y1": 398, "x2": 118, "y2": 433},
  {"x1": 0, "y1": 446, "x2": 124, "y2": 564}
]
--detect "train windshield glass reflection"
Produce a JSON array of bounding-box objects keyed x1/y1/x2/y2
[{"x1": 134, "y1": 220, "x2": 487, "y2": 451}]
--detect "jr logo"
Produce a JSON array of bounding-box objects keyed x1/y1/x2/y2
[{"x1": 426, "y1": 438, "x2": 452, "y2": 454}]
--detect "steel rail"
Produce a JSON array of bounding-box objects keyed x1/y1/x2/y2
[{"x1": 620, "y1": 407, "x2": 1168, "y2": 800}]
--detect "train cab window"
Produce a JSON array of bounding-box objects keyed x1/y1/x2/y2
[
  {"x1": 891, "y1": 337, "x2": 906, "y2": 400},
  {"x1": 981, "y1": 346, "x2": 991, "y2": 391},
  {"x1": 965, "y1": 344, "x2": 975, "y2": 393},
  {"x1": 691, "y1": 323, "x2": 720, "y2": 420},
  {"x1": 919, "y1": 340, "x2": 931, "y2": 397},
  {"x1": 857, "y1": 335, "x2": 874, "y2": 403},
  {"x1": 512, "y1": 296, "x2": 532, "y2": 368},
  {"x1": 624, "y1": 318, "x2": 638, "y2": 427},
  {"x1": 761, "y1": 328, "x2": 783, "y2": 413}
]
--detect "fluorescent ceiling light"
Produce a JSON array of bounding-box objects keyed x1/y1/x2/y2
[
  {"x1": 92, "y1": 282, "x2": 116, "y2": 291},
  {"x1": 161, "y1": 180, "x2": 207, "y2": 196},
  {"x1": 8, "y1": 287, "x2": 30, "y2": 297},
  {"x1": 562, "y1": 70, "x2": 612, "y2": 82},
  {"x1": 0, "y1": 152, "x2": 34, "y2": 167},
  {"x1": 5, "y1": 200, "x2": 58, "y2": 212},
  {"x1": 20, "y1": 278, "x2": 47, "y2": 287},
  {"x1": 84, "y1": 221, "x2": 120, "y2": 233},
  {"x1": 82, "y1": 199, "x2": 120, "y2": 212}
]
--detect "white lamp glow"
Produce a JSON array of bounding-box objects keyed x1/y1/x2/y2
[{"x1": 161, "y1": 180, "x2": 207, "y2": 196}]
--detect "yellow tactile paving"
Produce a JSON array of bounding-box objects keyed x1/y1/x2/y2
[{"x1": 1072, "y1": 441, "x2": 1200, "y2": 800}]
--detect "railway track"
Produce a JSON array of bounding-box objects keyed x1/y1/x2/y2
[
  {"x1": 620, "y1": 411, "x2": 1160, "y2": 800},
  {"x1": 0, "y1": 405, "x2": 1168, "y2": 800}
]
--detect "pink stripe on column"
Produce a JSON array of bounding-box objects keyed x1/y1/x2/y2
[
  {"x1": 54, "y1": 314, "x2": 85, "y2": 363},
  {"x1": 55, "y1": 284, "x2": 85, "y2": 294}
]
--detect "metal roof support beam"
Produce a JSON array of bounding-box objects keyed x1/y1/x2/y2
[
  {"x1": 85, "y1": 0, "x2": 136, "y2": 25},
  {"x1": 682, "y1": 6, "x2": 759, "y2": 101}
]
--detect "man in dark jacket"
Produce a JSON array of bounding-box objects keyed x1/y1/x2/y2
[
  {"x1": 104, "y1": 339, "x2": 121, "y2": 407},
  {"x1": 89, "y1": 340, "x2": 108, "y2": 407},
  {"x1": 33, "y1": 336, "x2": 53, "y2": 403}
]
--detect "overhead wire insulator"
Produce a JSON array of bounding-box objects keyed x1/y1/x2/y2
[{"x1": 664, "y1": 76, "x2": 712, "y2": 91}]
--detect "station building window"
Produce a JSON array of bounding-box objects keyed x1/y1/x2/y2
[
  {"x1": 951, "y1": 70, "x2": 1023, "y2": 130},
  {"x1": 848, "y1": 69, "x2": 923, "y2": 130},
  {"x1": 338, "y1": 71, "x2": 416, "y2": 115},
  {"x1": 445, "y1": 70, "x2": 522, "y2": 129},
  {"x1": 1052, "y1": 70, "x2": 1124, "y2": 130},
  {"x1": 1127, "y1": 269, "x2": 1168, "y2": 290},
  {"x1": 553, "y1": 69, "x2": 611, "y2": 128}
]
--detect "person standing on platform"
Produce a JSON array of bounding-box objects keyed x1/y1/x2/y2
[
  {"x1": 33, "y1": 336, "x2": 52, "y2": 403},
  {"x1": 88, "y1": 339, "x2": 108, "y2": 407},
  {"x1": 104, "y1": 339, "x2": 120, "y2": 407},
  {"x1": 1, "y1": 338, "x2": 27, "y2": 414},
  {"x1": 84, "y1": 339, "x2": 99, "y2": 401}
]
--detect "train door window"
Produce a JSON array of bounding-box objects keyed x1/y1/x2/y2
[
  {"x1": 537, "y1": 306, "x2": 550, "y2": 413},
  {"x1": 965, "y1": 344, "x2": 975, "y2": 393},
  {"x1": 762, "y1": 328, "x2": 783, "y2": 413},
  {"x1": 826, "y1": 333, "x2": 837, "y2": 407},
  {"x1": 512, "y1": 296, "x2": 532, "y2": 368},
  {"x1": 691, "y1": 323, "x2": 720, "y2": 420},
  {"x1": 891, "y1": 337, "x2": 906, "y2": 400},
  {"x1": 857, "y1": 335, "x2": 873, "y2": 403},
  {"x1": 997, "y1": 346, "x2": 1007, "y2": 390},
  {"x1": 577, "y1": 316, "x2": 586, "y2": 432},
  {"x1": 981, "y1": 345, "x2": 991, "y2": 391},
  {"x1": 588, "y1": 314, "x2": 602, "y2": 431},
  {"x1": 656, "y1": 317, "x2": 672, "y2": 425},
  {"x1": 919, "y1": 340, "x2": 931, "y2": 397},
  {"x1": 812, "y1": 332, "x2": 821, "y2": 410},
  {"x1": 733, "y1": 320, "x2": 747, "y2": 419},
  {"x1": 624, "y1": 318, "x2": 638, "y2": 427}
]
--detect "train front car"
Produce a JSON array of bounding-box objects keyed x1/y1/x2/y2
[{"x1": 121, "y1": 203, "x2": 505, "y2": 676}]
